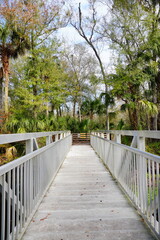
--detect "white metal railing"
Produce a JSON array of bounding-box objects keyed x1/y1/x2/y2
[
  {"x1": 92, "y1": 130, "x2": 160, "y2": 139},
  {"x1": 0, "y1": 131, "x2": 72, "y2": 240},
  {"x1": 91, "y1": 131, "x2": 160, "y2": 239}
]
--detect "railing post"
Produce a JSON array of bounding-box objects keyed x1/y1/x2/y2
[
  {"x1": 26, "y1": 138, "x2": 33, "y2": 154},
  {"x1": 137, "y1": 136, "x2": 145, "y2": 151},
  {"x1": 137, "y1": 136, "x2": 147, "y2": 213},
  {"x1": 101, "y1": 133, "x2": 104, "y2": 138},
  {"x1": 114, "y1": 134, "x2": 121, "y2": 178},
  {"x1": 46, "y1": 136, "x2": 52, "y2": 145},
  {"x1": 106, "y1": 132, "x2": 110, "y2": 140},
  {"x1": 55, "y1": 134, "x2": 59, "y2": 142},
  {"x1": 115, "y1": 134, "x2": 121, "y2": 144}
]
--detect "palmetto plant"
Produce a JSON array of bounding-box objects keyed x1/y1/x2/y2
[{"x1": 81, "y1": 98, "x2": 106, "y2": 120}]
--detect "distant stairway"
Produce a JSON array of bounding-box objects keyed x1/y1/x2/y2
[{"x1": 72, "y1": 133, "x2": 90, "y2": 145}]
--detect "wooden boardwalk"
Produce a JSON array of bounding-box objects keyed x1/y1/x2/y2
[{"x1": 22, "y1": 145, "x2": 155, "y2": 240}]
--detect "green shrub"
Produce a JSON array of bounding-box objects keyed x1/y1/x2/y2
[{"x1": 146, "y1": 141, "x2": 160, "y2": 156}]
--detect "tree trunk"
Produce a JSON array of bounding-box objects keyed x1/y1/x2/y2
[
  {"x1": 0, "y1": 69, "x2": 3, "y2": 110},
  {"x1": 4, "y1": 70, "x2": 9, "y2": 115},
  {"x1": 156, "y1": 72, "x2": 160, "y2": 130},
  {"x1": 59, "y1": 107, "x2": 62, "y2": 117},
  {"x1": 78, "y1": 102, "x2": 82, "y2": 122},
  {"x1": 73, "y1": 4, "x2": 109, "y2": 129},
  {"x1": 46, "y1": 102, "x2": 49, "y2": 117},
  {"x1": 150, "y1": 82, "x2": 157, "y2": 130},
  {"x1": 90, "y1": 112, "x2": 93, "y2": 120},
  {"x1": 56, "y1": 108, "x2": 59, "y2": 118},
  {"x1": 1, "y1": 51, "x2": 9, "y2": 115},
  {"x1": 158, "y1": 112, "x2": 160, "y2": 130},
  {"x1": 51, "y1": 104, "x2": 55, "y2": 116},
  {"x1": 147, "y1": 113, "x2": 150, "y2": 130},
  {"x1": 128, "y1": 107, "x2": 139, "y2": 130},
  {"x1": 33, "y1": 84, "x2": 38, "y2": 119},
  {"x1": 73, "y1": 101, "x2": 76, "y2": 118},
  {"x1": 105, "y1": 84, "x2": 109, "y2": 130}
]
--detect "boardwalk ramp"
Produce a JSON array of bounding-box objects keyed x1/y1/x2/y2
[{"x1": 22, "y1": 145, "x2": 155, "y2": 240}]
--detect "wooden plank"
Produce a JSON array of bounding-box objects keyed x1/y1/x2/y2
[{"x1": 72, "y1": 133, "x2": 90, "y2": 145}]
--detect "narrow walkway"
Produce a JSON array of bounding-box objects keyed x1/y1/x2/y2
[{"x1": 23, "y1": 145, "x2": 155, "y2": 240}]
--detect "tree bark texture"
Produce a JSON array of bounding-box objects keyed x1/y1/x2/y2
[
  {"x1": 73, "y1": 101, "x2": 76, "y2": 118},
  {"x1": 1, "y1": 50, "x2": 9, "y2": 115},
  {"x1": 128, "y1": 107, "x2": 139, "y2": 130},
  {"x1": 0, "y1": 68, "x2": 3, "y2": 110},
  {"x1": 150, "y1": 81, "x2": 158, "y2": 130}
]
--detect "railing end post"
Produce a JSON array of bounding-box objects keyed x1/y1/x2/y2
[{"x1": 26, "y1": 138, "x2": 34, "y2": 154}]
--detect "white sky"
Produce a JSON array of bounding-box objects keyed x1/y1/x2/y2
[
  {"x1": 57, "y1": 26, "x2": 84, "y2": 44},
  {"x1": 57, "y1": 0, "x2": 112, "y2": 68}
]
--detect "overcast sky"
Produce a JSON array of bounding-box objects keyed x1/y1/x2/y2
[
  {"x1": 57, "y1": 0, "x2": 112, "y2": 68},
  {"x1": 57, "y1": 0, "x2": 88, "y2": 44}
]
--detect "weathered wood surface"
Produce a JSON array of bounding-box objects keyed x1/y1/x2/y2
[
  {"x1": 22, "y1": 145, "x2": 155, "y2": 240},
  {"x1": 72, "y1": 133, "x2": 90, "y2": 145}
]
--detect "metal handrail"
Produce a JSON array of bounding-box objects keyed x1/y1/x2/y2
[
  {"x1": 92, "y1": 130, "x2": 160, "y2": 139},
  {"x1": 0, "y1": 131, "x2": 72, "y2": 240},
  {"x1": 91, "y1": 133, "x2": 160, "y2": 239},
  {"x1": 0, "y1": 130, "x2": 69, "y2": 144},
  {"x1": 92, "y1": 135, "x2": 160, "y2": 163}
]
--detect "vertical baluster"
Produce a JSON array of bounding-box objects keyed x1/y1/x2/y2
[
  {"x1": 33, "y1": 158, "x2": 35, "y2": 206},
  {"x1": 130, "y1": 153, "x2": 133, "y2": 200},
  {"x1": 39, "y1": 155, "x2": 42, "y2": 195},
  {"x1": 26, "y1": 161, "x2": 30, "y2": 218},
  {"x1": 23, "y1": 162, "x2": 26, "y2": 226},
  {"x1": 126, "y1": 150, "x2": 129, "y2": 193},
  {"x1": 20, "y1": 165, "x2": 23, "y2": 232},
  {"x1": 119, "y1": 148, "x2": 124, "y2": 184},
  {"x1": 38, "y1": 156, "x2": 40, "y2": 197},
  {"x1": 123, "y1": 149, "x2": 126, "y2": 186},
  {"x1": 132, "y1": 153, "x2": 135, "y2": 201},
  {"x1": 36, "y1": 156, "x2": 38, "y2": 202},
  {"x1": 37, "y1": 157, "x2": 39, "y2": 199},
  {"x1": 129, "y1": 152, "x2": 131, "y2": 195},
  {"x1": 35, "y1": 157, "x2": 37, "y2": 203},
  {"x1": 33, "y1": 157, "x2": 35, "y2": 203},
  {"x1": 128, "y1": 152, "x2": 131, "y2": 197},
  {"x1": 137, "y1": 154, "x2": 140, "y2": 208},
  {"x1": 134, "y1": 154, "x2": 137, "y2": 205},
  {"x1": 128, "y1": 152, "x2": 132, "y2": 197},
  {"x1": 148, "y1": 160, "x2": 152, "y2": 223},
  {"x1": 146, "y1": 159, "x2": 149, "y2": 219},
  {"x1": 12, "y1": 169, "x2": 15, "y2": 240},
  {"x1": 126, "y1": 151, "x2": 129, "y2": 193},
  {"x1": 152, "y1": 161, "x2": 156, "y2": 229},
  {"x1": 7, "y1": 171, "x2": 11, "y2": 240},
  {"x1": 1, "y1": 174, "x2": 6, "y2": 240},
  {"x1": 123, "y1": 150, "x2": 127, "y2": 191},
  {"x1": 136, "y1": 154, "x2": 139, "y2": 205},
  {"x1": 142, "y1": 156, "x2": 147, "y2": 214},
  {"x1": 156, "y1": 162, "x2": 160, "y2": 234},
  {"x1": 30, "y1": 159, "x2": 33, "y2": 212},
  {"x1": 32, "y1": 158, "x2": 34, "y2": 209},
  {"x1": 16, "y1": 166, "x2": 19, "y2": 239}
]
